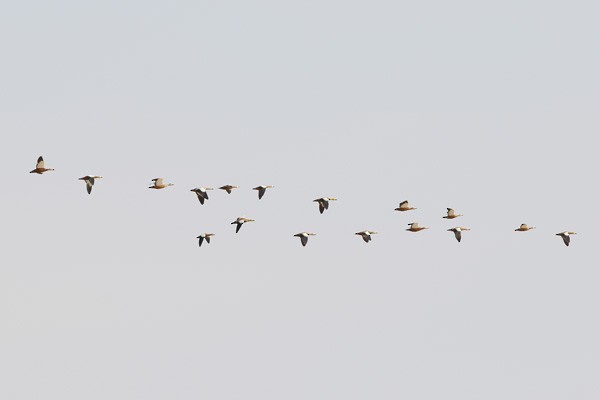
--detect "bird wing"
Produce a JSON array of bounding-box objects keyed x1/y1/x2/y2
[
  {"x1": 86, "y1": 178, "x2": 94, "y2": 194},
  {"x1": 319, "y1": 203, "x2": 325, "y2": 214},
  {"x1": 400, "y1": 200, "x2": 408, "y2": 207},
  {"x1": 205, "y1": 236, "x2": 211, "y2": 244},
  {"x1": 235, "y1": 223, "x2": 242, "y2": 233},
  {"x1": 154, "y1": 178, "x2": 164, "y2": 186},
  {"x1": 301, "y1": 236, "x2": 308, "y2": 246},
  {"x1": 454, "y1": 230, "x2": 462, "y2": 242},
  {"x1": 447, "y1": 208, "x2": 455, "y2": 216},
  {"x1": 363, "y1": 235, "x2": 370, "y2": 243},
  {"x1": 563, "y1": 235, "x2": 570, "y2": 246},
  {"x1": 258, "y1": 187, "x2": 265, "y2": 199},
  {"x1": 323, "y1": 200, "x2": 329, "y2": 210},
  {"x1": 196, "y1": 193, "x2": 205, "y2": 204},
  {"x1": 198, "y1": 236, "x2": 204, "y2": 247},
  {"x1": 36, "y1": 156, "x2": 45, "y2": 168}
]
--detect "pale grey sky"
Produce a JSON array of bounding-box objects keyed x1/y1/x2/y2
[{"x1": 1, "y1": 1, "x2": 599, "y2": 399}]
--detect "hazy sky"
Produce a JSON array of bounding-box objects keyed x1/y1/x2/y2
[{"x1": 1, "y1": 1, "x2": 599, "y2": 399}]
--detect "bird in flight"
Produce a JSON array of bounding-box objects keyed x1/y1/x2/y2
[
  {"x1": 443, "y1": 208, "x2": 463, "y2": 219},
  {"x1": 78, "y1": 175, "x2": 103, "y2": 194},
  {"x1": 149, "y1": 178, "x2": 174, "y2": 189},
  {"x1": 406, "y1": 222, "x2": 428, "y2": 232},
  {"x1": 196, "y1": 233, "x2": 215, "y2": 247},
  {"x1": 190, "y1": 187, "x2": 213, "y2": 205},
  {"x1": 355, "y1": 230, "x2": 377, "y2": 243},
  {"x1": 395, "y1": 200, "x2": 416, "y2": 212},
  {"x1": 294, "y1": 232, "x2": 316, "y2": 247},
  {"x1": 556, "y1": 231, "x2": 576, "y2": 247},
  {"x1": 447, "y1": 227, "x2": 471, "y2": 242},
  {"x1": 29, "y1": 156, "x2": 55, "y2": 174},
  {"x1": 515, "y1": 223, "x2": 535, "y2": 232},
  {"x1": 231, "y1": 217, "x2": 255, "y2": 233},
  {"x1": 314, "y1": 197, "x2": 337, "y2": 214},
  {"x1": 253, "y1": 185, "x2": 274, "y2": 200},
  {"x1": 219, "y1": 185, "x2": 239, "y2": 194}
]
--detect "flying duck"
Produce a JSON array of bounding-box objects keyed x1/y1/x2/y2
[
  {"x1": 515, "y1": 224, "x2": 535, "y2": 232},
  {"x1": 78, "y1": 175, "x2": 103, "y2": 194},
  {"x1": 190, "y1": 187, "x2": 213, "y2": 205},
  {"x1": 219, "y1": 185, "x2": 239, "y2": 194},
  {"x1": 447, "y1": 227, "x2": 471, "y2": 242},
  {"x1": 253, "y1": 185, "x2": 274, "y2": 200},
  {"x1": 294, "y1": 232, "x2": 316, "y2": 247},
  {"x1": 355, "y1": 230, "x2": 378, "y2": 243},
  {"x1": 556, "y1": 231, "x2": 576, "y2": 247},
  {"x1": 231, "y1": 217, "x2": 255, "y2": 233},
  {"x1": 196, "y1": 233, "x2": 215, "y2": 247},
  {"x1": 314, "y1": 197, "x2": 337, "y2": 214},
  {"x1": 29, "y1": 156, "x2": 55, "y2": 174},
  {"x1": 406, "y1": 222, "x2": 428, "y2": 232},
  {"x1": 395, "y1": 200, "x2": 416, "y2": 212},
  {"x1": 443, "y1": 208, "x2": 463, "y2": 219},
  {"x1": 148, "y1": 178, "x2": 174, "y2": 189}
]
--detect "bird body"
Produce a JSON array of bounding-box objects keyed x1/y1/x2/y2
[
  {"x1": 149, "y1": 178, "x2": 174, "y2": 189},
  {"x1": 556, "y1": 231, "x2": 576, "y2": 246},
  {"x1": 231, "y1": 217, "x2": 255, "y2": 233},
  {"x1": 29, "y1": 156, "x2": 54, "y2": 174},
  {"x1": 395, "y1": 200, "x2": 416, "y2": 212},
  {"x1": 443, "y1": 208, "x2": 463, "y2": 219},
  {"x1": 314, "y1": 197, "x2": 337, "y2": 214},
  {"x1": 196, "y1": 233, "x2": 215, "y2": 247},
  {"x1": 447, "y1": 227, "x2": 471, "y2": 242},
  {"x1": 515, "y1": 224, "x2": 535, "y2": 232},
  {"x1": 191, "y1": 187, "x2": 213, "y2": 204},
  {"x1": 406, "y1": 222, "x2": 428, "y2": 232},
  {"x1": 253, "y1": 185, "x2": 274, "y2": 199},
  {"x1": 294, "y1": 232, "x2": 316, "y2": 247},
  {"x1": 355, "y1": 230, "x2": 377, "y2": 243},
  {"x1": 220, "y1": 185, "x2": 238, "y2": 194},
  {"x1": 78, "y1": 175, "x2": 103, "y2": 194}
]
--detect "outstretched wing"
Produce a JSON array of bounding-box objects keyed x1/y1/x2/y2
[
  {"x1": 196, "y1": 193, "x2": 205, "y2": 204},
  {"x1": 86, "y1": 178, "x2": 94, "y2": 194},
  {"x1": 301, "y1": 236, "x2": 308, "y2": 247},
  {"x1": 86, "y1": 177, "x2": 95, "y2": 194},
  {"x1": 198, "y1": 237, "x2": 205, "y2": 247},
  {"x1": 258, "y1": 187, "x2": 266, "y2": 199},
  {"x1": 235, "y1": 223, "x2": 242, "y2": 233},
  {"x1": 36, "y1": 156, "x2": 45, "y2": 169},
  {"x1": 563, "y1": 235, "x2": 570, "y2": 246},
  {"x1": 319, "y1": 203, "x2": 325, "y2": 214},
  {"x1": 205, "y1": 236, "x2": 211, "y2": 244},
  {"x1": 454, "y1": 230, "x2": 462, "y2": 242}
]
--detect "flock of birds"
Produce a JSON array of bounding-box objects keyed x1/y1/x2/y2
[{"x1": 29, "y1": 156, "x2": 579, "y2": 248}]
